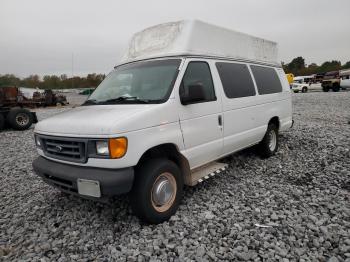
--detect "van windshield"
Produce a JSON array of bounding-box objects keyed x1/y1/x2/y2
[{"x1": 84, "y1": 59, "x2": 181, "y2": 105}]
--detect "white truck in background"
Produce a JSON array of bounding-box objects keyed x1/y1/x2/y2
[
  {"x1": 291, "y1": 76, "x2": 310, "y2": 93},
  {"x1": 291, "y1": 75, "x2": 322, "y2": 93},
  {"x1": 32, "y1": 20, "x2": 293, "y2": 224},
  {"x1": 340, "y1": 69, "x2": 350, "y2": 89}
]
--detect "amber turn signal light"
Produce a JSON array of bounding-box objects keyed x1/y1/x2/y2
[{"x1": 108, "y1": 137, "x2": 127, "y2": 159}]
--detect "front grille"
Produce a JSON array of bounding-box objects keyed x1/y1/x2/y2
[{"x1": 40, "y1": 136, "x2": 87, "y2": 163}]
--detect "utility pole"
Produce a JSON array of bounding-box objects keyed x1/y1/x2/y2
[{"x1": 71, "y1": 53, "x2": 74, "y2": 89}]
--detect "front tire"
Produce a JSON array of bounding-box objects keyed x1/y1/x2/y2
[
  {"x1": 6, "y1": 108, "x2": 33, "y2": 130},
  {"x1": 130, "y1": 158, "x2": 183, "y2": 224},
  {"x1": 258, "y1": 123, "x2": 279, "y2": 158}
]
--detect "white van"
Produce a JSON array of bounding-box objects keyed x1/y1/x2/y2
[{"x1": 33, "y1": 20, "x2": 293, "y2": 223}]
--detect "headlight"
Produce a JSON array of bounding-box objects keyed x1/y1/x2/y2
[
  {"x1": 95, "y1": 137, "x2": 127, "y2": 158},
  {"x1": 96, "y1": 140, "x2": 109, "y2": 155}
]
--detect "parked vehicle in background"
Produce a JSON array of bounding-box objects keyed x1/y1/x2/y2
[
  {"x1": 302, "y1": 75, "x2": 315, "y2": 84},
  {"x1": 32, "y1": 90, "x2": 69, "y2": 106},
  {"x1": 32, "y1": 20, "x2": 293, "y2": 224},
  {"x1": 322, "y1": 71, "x2": 340, "y2": 92},
  {"x1": 0, "y1": 87, "x2": 38, "y2": 131},
  {"x1": 291, "y1": 75, "x2": 322, "y2": 93},
  {"x1": 314, "y1": 73, "x2": 325, "y2": 83},
  {"x1": 291, "y1": 76, "x2": 309, "y2": 93},
  {"x1": 79, "y1": 88, "x2": 95, "y2": 96},
  {"x1": 340, "y1": 69, "x2": 350, "y2": 90}
]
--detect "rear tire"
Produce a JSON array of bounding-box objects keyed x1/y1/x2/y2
[
  {"x1": 6, "y1": 108, "x2": 33, "y2": 130},
  {"x1": 332, "y1": 84, "x2": 340, "y2": 92},
  {"x1": 302, "y1": 86, "x2": 308, "y2": 93},
  {"x1": 130, "y1": 158, "x2": 183, "y2": 224},
  {"x1": 0, "y1": 114, "x2": 5, "y2": 131},
  {"x1": 258, "y1": 123, "x2": 279, "y2": 158}
]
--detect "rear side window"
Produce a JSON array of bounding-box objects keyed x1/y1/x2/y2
[
  {"x1": 250, "y1": 65, "x2": 282, "y2": 94},
  {"x1": 216, "y1": 62, "x2": 256, "y2": 98},
  {"x1": 180, "y1": 61, "x2": 216, "y2": 102}
]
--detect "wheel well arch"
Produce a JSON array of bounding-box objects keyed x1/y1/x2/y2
[
  {"x1": 268, "y1": 116, "x2": 280, "y2": 131},
  {"x1": 136, "y1": 143, "x2": 191, "y2": 185}
]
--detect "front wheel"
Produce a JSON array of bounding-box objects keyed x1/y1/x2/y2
[
  {"x1": 130, "y1": 158, "x2": 183, "y2": 224},
  {"x1": 258, "y1": 123, "x2": 279, "y2": 158}
]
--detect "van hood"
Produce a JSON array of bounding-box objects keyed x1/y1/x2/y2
[{"x1": 34, "y1": 103, "x2": 177, "y2": 137}]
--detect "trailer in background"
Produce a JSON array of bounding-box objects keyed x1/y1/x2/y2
[{"x1": 0, "y1": 87, "x2": 38, "y2": 131}]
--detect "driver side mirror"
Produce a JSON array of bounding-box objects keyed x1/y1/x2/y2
[{"x1": 180, "y1": 83, "x2": 206, "y2": 105}]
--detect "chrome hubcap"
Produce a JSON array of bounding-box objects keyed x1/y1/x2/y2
[
  {"x1": 16, "y1": 113, "x2": 29, "y2": 126},
  {"x1": 151, "y1": 172, "x2": 176, "y2": 212},
  {"x1": 269, "y1": 130, "x2": 277, "y2": 151}
]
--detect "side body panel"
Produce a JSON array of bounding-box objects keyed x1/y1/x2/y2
[
  {"x1": 214, "y1": 61, "x2": 264, "y2": 155},
  {"x1": 213, "y1": 62, "x2": 292, "y2": 156},
  {"x1": 175, "y1": 59, "x2": 224, "y2": 169}
]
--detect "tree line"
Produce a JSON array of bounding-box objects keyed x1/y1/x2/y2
[
  {"x1": 282, "y1": 57, "x2": 350, "y2": 76},
  {"x1": 1, "y1": 57, "x2": 350, "y2": 89},
  {"x1": 0, "y1": 73, "x2": 106, "y2": 89}
]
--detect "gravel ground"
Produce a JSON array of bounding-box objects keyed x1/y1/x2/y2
[{"x1": 1, "y1": 92, "x2": 349, "y2": 261}]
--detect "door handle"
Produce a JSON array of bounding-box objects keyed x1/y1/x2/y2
[{"x1": 218, "y1": 115, "x2": 222, "y2": 126}]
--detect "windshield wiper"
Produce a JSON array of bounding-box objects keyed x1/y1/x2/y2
[
  {"x1": 99, "y1": 96, "x2": 151, "y2": 104},
  {"x1": 82, "y1": 99, "x2": 98, "y2": 105}
]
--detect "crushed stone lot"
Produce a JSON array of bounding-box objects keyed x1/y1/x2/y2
[{"x1": 1, "y1": 92, "x2": 350, "y2": 261}]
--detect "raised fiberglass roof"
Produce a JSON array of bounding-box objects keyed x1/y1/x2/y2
[{"x1": 120, "y1": 20, "x2": 279, "y2": 66}]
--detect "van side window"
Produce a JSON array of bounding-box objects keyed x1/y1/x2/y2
[
  {"x1": 216, "y1": 62, "x2": 256, "y2": 98},
  {"x1": 250, "y1": 65, "x2": 283, "y2": 94},
  {"x1": 180, "y1": 62, "x2": 216, "y2": 103}
]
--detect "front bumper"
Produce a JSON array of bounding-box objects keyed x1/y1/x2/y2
[{"x1": 32, "y1": 156, "x2": 134, "y2": 199}]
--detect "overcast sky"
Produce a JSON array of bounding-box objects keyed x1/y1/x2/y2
[{"x1": 1, "y1": 0, "x2": 349, "y2": 77}]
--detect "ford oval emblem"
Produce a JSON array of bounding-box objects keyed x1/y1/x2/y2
[{"x1": 55, "y1": 145, "x2": 63, "y2": 152}]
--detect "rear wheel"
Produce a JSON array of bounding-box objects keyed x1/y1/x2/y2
[
  {"x1": 258, "y1": 123, "x2": 279, "y2": 158},
  {"x1": 302, "y1": 86, "x2": 308, "y2": 93},
  {"x1": 332, "y1": 84, "x2": 340, "y2": 92},
  {"x1": 130, "y1": 158, "x2": 183, "y2": 224},
  {"x1": 6, "y1": 108, "x2": 33, "y2": 130},
  {"x1": 0, "y1": 114, "x2": 5, "y2": 131}
]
